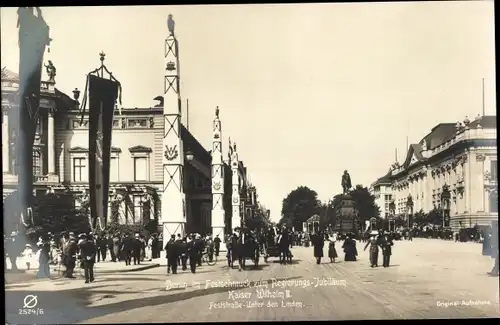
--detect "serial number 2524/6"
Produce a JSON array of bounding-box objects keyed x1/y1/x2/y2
[{"x1": 19, "y1": 308, "x2": 44, "y2": 315}]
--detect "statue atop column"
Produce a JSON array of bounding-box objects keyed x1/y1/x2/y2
[
  {"x1": 167, "y1": 14, "x2": 175, "y2": 36},
  {"x1": 44, "y1": 60, "x2": 56, "y2": 83},
  {"x1": 341, "y1": 170, "x2": 352, "y2": 194},
  {"x1": 215, "y1": 106, "x2": 219, "y2": 118}
]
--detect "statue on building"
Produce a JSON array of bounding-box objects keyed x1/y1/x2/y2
[
  {"x1": 167, "y1": 14, "x2": 175, "y2": 36},
  {"x1": 44, "y1": 60, "x2": 56, "y2": 82},
  {"x1": 341, "y1": 170, "x2": 352, "y2": 194},
  {"x1": 215, "y1": 106, "x2": 219, "y2": 118},
  {"x1": 421, "y1": 140, "x2": 427, "y2": 151}
]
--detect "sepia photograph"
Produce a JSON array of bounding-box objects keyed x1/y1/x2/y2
[{"x1": 2, "y1": 2, "x2": 498, "y2": 323}]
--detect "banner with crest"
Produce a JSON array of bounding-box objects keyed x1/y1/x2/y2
[{"x1": 88, "y1": 75, "x2": 119, "y2": 231}]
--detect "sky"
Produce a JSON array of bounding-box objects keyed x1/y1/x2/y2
[{"x1": 1, "y1": 3, "x2": 496, "y2": 222}]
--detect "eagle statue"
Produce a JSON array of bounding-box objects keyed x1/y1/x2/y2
[{"x1": 167, "y1": 14, "x2": 175, "y2": 36}]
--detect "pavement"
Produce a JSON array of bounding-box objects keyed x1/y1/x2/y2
[
  {"x1": 5, "y1": 238, "x2": 499, "y2": 323},
  {"x1": 5, "y1": 259, "x2": 160, "y2": 285}
]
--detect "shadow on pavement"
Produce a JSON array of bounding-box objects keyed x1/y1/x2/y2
[
  {"x1": 5, "y1": 276, "x2": 303, "y2": 324},
  {"x1": 270, "y1": 259, "x2": 302, "y2": 265}
]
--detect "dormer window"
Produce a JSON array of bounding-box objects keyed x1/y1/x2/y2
[{"x1": 128, "y1": 118, "x2": 148, "y2": 128}]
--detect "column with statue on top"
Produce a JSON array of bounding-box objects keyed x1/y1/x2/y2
[
  {"x1": 161, "y1": 14, "x2": 186, "y2": 242},
  {"x1": 211, "y1": 106, "x2": 226, "y2": 244},
  {"x1": 229, "y1": 139, "x2": 241, "y2": 232}
]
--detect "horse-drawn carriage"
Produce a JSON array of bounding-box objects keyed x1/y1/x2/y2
[
  {"x1": 229, "y1": 229, "x2": 260, "y2": 271},
  {"x1": 262, "y1": 226, "x2": 292, "y2": 264}
]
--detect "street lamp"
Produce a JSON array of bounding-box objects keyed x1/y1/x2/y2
[
  {"x1": 441, "y1": 184, "x2": 451, "y2": 228},
  {"x1": 185, "y1": 150, "x2": 194, "y2": 162},
  {"x1": 406, "y1": 195, "x2": 414, "y2": 229}
]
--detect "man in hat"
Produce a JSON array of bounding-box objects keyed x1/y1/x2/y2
[
  {"x1": 121, "y1": 234, "x2": 132, "y2": 266},
  {"x1": 186, "y1": 234, "x2": 198, "y2": 273},
  {"x1": 214, "y1": 235, "x2": 221, "y2": 258},
  {"x1": 63, "y1": 233, "x2": 78, "y2": 278},
  {"x1": 194, "y1": 234, "x2": 204, "y2": 267},
  {"x1": 131, "y1": 233, "x2": 142, "y2": 265},
  {"x1": 165, "y1": 235, "x2": 178, "y2": 274},
  {"x1": 79, "y1": 234, "x2": 97, "y2": 283},
  {"x1": 380, "y1": 231, "x2": 394, "y2": 268}
]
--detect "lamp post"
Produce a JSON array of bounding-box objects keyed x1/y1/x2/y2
[
  {"x1": 406, "y1": 195, "x2": 413, "y2": 229},
  {"x1": 441, "y1": 184, "x2": 451, "y2": 228}
]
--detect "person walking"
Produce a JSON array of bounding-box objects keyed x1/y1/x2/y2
[
  {"x1": 187, "y1": 234, "x2": 198, "y2": 274},
  {"x1": 311, "y1": 232, "x2": 325, "y2": 265},
  {"x1": 328, "y1": 235, "x2": 338, "y2": 263},
  {"x1": 214, "y1": 235, "x2": 221, "y2": 257},
  {"x1": 364, "y1": 230, "x2": 380, "y2": 267},
  {"x1": 380, "y1": 231, "x2": 394, "y2": 267},
  {"x1": 79, "y1": 234, "x2": 97, "y2": 283},
  {"x1": 165, "y1": 235, "x2": 178, "y2": 274}
]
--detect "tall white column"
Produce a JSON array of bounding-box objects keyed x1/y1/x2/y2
[
  {"x1": 162, "y1": 16, "x2": 186, "y2": 242},
  {"x1": 2, "y1": 109, "x2": 9, "y2": 173},
  {"x1": 211, "y1": 107, "x2": 226, "y2": 243},
  {"x1": 47, "y1": 109, "x2": 56, "y2": 174},
  {"x1": 230, "y1": 140, "x2": 241, "y2": 232}
]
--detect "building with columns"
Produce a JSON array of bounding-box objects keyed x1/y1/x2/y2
[
  {"x1": 2, "y1": 60, "x2": 256, "y2": 236},
  {"x1": 371, "y1": 115, "x2": 497, "y2": 230}
]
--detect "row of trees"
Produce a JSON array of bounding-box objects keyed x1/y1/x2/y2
[
  {"x1": 4, "y1": 189, "x2": 159, "y2": 242},
  {"x1": 279, "y1": 185, "x2": 380, "y2": 231}
]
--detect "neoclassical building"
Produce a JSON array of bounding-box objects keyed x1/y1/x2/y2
[
  {"x1": 372, "y1": 116, "x2": 497, "y2": 230},
  {"x1": 2, "y1": 61, "x2": 254, "y2": 235}
]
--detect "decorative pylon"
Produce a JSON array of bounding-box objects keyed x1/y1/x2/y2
[
  {"x1": 162, "y1": 14, "x2": 186, "y2": 241},
  {"x1": 211, "y1": 107, "x2": 226, "y2": 244},
  {"x1": 230, "y1": 139, "x2": 241, "y2": 231}
]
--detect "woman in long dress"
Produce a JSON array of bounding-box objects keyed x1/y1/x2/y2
[
  {"x1": 328, "y1": 235, "x2": 338, "y2": 263},
  {"x1": 342, "y1": 233, "x2": 358, "y2": 261},
  {"x1": 364, "y1": 231, "x2": 381, "y2": 267}
]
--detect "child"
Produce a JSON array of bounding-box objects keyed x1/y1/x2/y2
[
  {"x1": 328, "y1": 237, "x2": 338, "y2": 263},
  {"x1": 21, "y1": 244, "x2": 34, "y2": 270}
]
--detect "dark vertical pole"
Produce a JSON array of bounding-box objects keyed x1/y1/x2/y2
[
  {"x1": 186, "y1": 98, "x2": 189, "y2": 130},
  {"x1": 482, "y1": 78, "x2": 485, "y2": 116}
]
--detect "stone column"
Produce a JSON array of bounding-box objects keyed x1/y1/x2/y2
[
  {"x1": 476, "y1": 152, "x2": 486, "y2": 212},
  {"x1": 2, "y1": 108, "x2": 9, "y2": 173},
  {"x1": 47, "y1": 108, "x2": 56, "y2": 174},
  {"x1": 211, "y1": 107, "x2": 226, "y2": 244},
  {"x1": 161, "y1": 18, "x2": 186, "y2": 242},
  {"x1": 230, "y1": 140, "x2": 241, "y2": 231}
]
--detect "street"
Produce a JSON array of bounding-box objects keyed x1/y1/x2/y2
[{"x1": 5, "y1": 239, "x2": 500, "y2": 323}]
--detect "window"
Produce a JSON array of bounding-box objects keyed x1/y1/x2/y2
[
  {"x1": 73, "y1": 157, "x2": 87, "y2": 182},
  {"x1": 110, "y1": 157, "x2": 119, "y2": 182},
  {"x1": 113, "y1": 119, "x2": 120, "y2": 128},
  {"x1": 134, "y1": 157, "x2": 148, "y2": 181},
  {"x1": 491, "y1": 160, "x2": 498, "y2": 182},
  {"x1": 128, "y1": 119, "x2": 148, "y2": 128},
  {"x1": 133, "y1": 195, "x2": 143, "y2": 224},
  {"x1": 74, "y1": 199, "x2": 81, "y2": 209},
  {"x1": 33, "y1": 149, "x2": 42, "y2": 176},
  {"x1": 385, "y1": 194, "x2": 392, "y2": 201},
  {"x1": 490, "y1": 192, "x2": 498, "y2": 213}
]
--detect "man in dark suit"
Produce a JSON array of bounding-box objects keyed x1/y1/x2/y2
[
  {"x1": 121, "y1": 234, "x2": 132, "y2": 266},
  {"x1": 165, "y1": 235, "x2": 178, "y2": 274},
  {"x1": 64, "y1": 234, "x2": 78, "y2": 278},
  {"x1": 214, "y1": 235, "x2": 221, "y2": 257},
  {"x1": 79, "y1": 234, "x2": 97, "y2": 283},
  {"x1": 131, "y1": 234, "x2": 142, "y2": 265}
]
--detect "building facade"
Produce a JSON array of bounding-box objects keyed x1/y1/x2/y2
[
  {"x1": 2, "y1": 64, "x2": 254, "y2": 235},
  {"x1": 369, "y1": 171, "x2": 393, "y2": 218},
  {"x1": 371, "y1": 116, "x2": 497, "y2": 230}
]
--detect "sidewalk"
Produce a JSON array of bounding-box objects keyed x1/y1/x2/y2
[{"x1": 5, "y1": 259, "x2": 160, "y2": 284}]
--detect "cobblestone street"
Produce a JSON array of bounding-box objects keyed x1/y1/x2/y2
[{"x1": 5, "y1": 239, "x2": 500, "y2": 323}]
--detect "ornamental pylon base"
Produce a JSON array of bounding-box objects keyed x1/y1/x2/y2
[{"x1": 163, "y1": 222, "x2": 185, "y2": 242}]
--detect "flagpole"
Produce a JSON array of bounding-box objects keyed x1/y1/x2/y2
[{"x1": 482, "y1": 78, "x2": 485, "y2": 116}]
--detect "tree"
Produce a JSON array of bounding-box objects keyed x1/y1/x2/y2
[
  {"x1": 413, "y1": 209, "x2": 428, "y2": 227},
  {"x1": 349, "y1": 185, "x2": 380, "y2": 223},
  {"x1": 427, "y1": 207, "x2": 443, "y2": 226},
  {"x1": 281, "y1": 186, "x2": 321, "y2": 231}
]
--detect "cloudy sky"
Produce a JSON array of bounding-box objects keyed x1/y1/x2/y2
[{"x1": 1, "y1": 3, "x2": 495, "y2": 222}]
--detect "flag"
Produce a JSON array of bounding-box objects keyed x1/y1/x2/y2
[{"x1": 88, "y1": 75, "x2": 119, "y2": 231}]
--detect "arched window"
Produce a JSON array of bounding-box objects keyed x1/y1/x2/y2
[{"x1": 33, "y1": 149, "x2": 42, "y2": 176}]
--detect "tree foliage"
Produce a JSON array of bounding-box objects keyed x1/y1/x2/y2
[
  {"x1": 349, "y1": 185, "x2": 380, "y2": 222},
  {"x1": 281, "y1": 186, "x2": 321, "y2": 231}
]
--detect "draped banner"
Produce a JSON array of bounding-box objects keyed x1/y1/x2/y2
[
  {"x1": 17, "y1": 7, "x2": 51, "y2": 222},
  {"x1": 88, "y1": 75, "x2": 119, "y2": 231}
]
